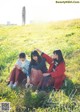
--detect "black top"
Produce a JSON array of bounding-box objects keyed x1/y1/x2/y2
[{"x1": 28, "y1": 58, "x2": 47, "y2": 74}]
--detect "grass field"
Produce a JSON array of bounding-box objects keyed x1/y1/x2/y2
[{"x1": 0, "y1": 19, "x2": 80, "y2": 112}]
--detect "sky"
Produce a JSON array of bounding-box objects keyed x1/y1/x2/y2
[{"x1": 0, "y1": 0, "x2": 80, "y2": 25}]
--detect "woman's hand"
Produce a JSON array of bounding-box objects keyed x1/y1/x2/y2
[
  {"x1": 15, "y1": 64, "x2": 22, "y2": 70},
  {"x1": 15, "y1": 64, "x2": 18, "y2": 68},
  {"x1": 43, "y1": 73, "x2": 50, "y2": 77},
  {"x1": 36, "y1": 49, "x2": 42, "y2": 53},
  {"x1": 17, "y1": 66, "x2": 22, "y2": 70}
]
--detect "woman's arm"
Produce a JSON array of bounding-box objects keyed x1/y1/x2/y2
[
  {"x1": 41, "y1": 53, "x2": 53, "y2": 64},
  {"x1": 27, "y1": 63, "x2": 31, "y2": 75},
  {"x1": 50, "y1": 63, "x2": 65, "y2": 78},
  {"x1": 36, "y1": 49, "x2": 53, "y2": 64}
]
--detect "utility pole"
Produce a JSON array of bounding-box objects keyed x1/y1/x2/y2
[{"x1": 22, "y1": 6, "x2": 26, "y2": 25}]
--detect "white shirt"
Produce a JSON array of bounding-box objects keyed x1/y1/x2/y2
[{"x1": 16, "y1": 59, "x2": 30, "y2": 75}]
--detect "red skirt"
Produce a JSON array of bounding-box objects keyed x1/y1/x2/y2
[
  {"x1": 9, "y1": 67, "x2": 27, "y2": 84},
  {"x1": 30, "y1": 68, "x2": 43, "y2": 86}
]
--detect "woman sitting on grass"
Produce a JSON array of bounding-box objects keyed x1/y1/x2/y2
[
  {"x1": 28, "y1": 50, "x2": 47, "y2": 86},
  {"x1": 36, "y1": 49, "x2": 66, "y2": 91},
  {"x1": 8, "y1": 52, "x2": 30, "y2": 88}
]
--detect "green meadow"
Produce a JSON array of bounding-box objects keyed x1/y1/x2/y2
[{"x1": 0, "y1": 19, "x2": 80, "y2": 112}]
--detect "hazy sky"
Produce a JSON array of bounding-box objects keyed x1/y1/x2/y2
[{"x1": 0, "y1": 0, "x2": 80, "y2": 25}]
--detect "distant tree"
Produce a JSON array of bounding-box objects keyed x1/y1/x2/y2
[{"x1": 22, "y1": 6, "x2": 26, "y2": 25}]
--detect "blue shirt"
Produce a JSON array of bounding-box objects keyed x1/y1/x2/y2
[{"x1": 16, "y1": 59, "x2": 30, "y2": 76}]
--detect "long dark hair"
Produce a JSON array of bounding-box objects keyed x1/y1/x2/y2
[
  {"x1": 53, "y1": 49, "x2": 64, "y2": 64},
  {"x1": 31, "y1": 50, "x2": 42, "y2": 65}
]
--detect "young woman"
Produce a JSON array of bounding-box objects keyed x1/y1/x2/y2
[
  {"x1": 8, "y1": 53, "x2": 30, "y2": 88},
  {"x1": 28, "y1": 50, "x2": 47, "y2": 86},
  {"x1": 36, "y1": 49, "x2": 66, "y2": 90}
]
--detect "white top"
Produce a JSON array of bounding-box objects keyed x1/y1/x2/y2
[{"x1": 16, "y1": 59, "x2": 30, "y2": 75}]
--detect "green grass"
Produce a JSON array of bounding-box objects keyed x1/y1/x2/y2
[{"x1": 0, "y1": 19, "x2": 80, "y2": 112}]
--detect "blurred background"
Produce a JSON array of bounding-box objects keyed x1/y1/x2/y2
[{"x1": 0, "y1": 0, "x2": 80, "y2": 25}]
